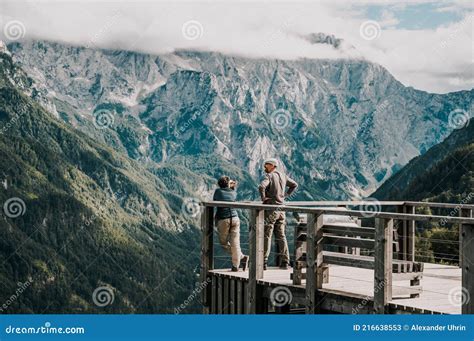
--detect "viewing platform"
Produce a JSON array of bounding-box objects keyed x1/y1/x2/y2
[{"x1": 199, "y1": 201, "x2": 474, "y2": 314}]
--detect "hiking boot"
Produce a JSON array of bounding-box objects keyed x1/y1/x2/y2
[
  {"x1": 240, "y1": 255, "x2": 249, "y2": 271},
  {"x1": 279, "y1": 262, "x2": 289, "y2": 270},
  {"x1": 231, "y1": 266, "x2": 239, "y2": 272}
]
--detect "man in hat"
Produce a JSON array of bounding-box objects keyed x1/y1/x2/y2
[{"x1": 258, "y1": 158, "x2": 298, "y2": 270}]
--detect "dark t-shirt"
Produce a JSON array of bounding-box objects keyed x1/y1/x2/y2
[{"x1": 213, "y1": 188, "x2": 238, "y2": 220}]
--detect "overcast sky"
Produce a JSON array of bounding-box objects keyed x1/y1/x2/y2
[{"x1": 0, "y1": 0, "x2": 472, "y2": 93}]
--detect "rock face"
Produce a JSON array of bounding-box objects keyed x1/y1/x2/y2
[
  {"x1": 8, "y1": 39, "x2": 474, "y2": 199},
  {"x1": 372, "y1": 119, "x2": 474, "y2": 203},
  {"x1": 0, "y1": 50, "x2": 202, "y2": 313},
  {"x1": 0, "y1": 40, "x2": 10, "y2": 55}
]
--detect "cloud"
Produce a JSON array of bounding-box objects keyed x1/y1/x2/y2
[{"x1": 0, "y1": 0, "x2": 472, "y2": 93}]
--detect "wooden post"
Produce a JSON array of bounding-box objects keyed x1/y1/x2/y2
[
  {"x1": 200, "y1": 206, "x2": 214, "y2": 313},
  {"x1": 406, "y1": 205, "x2": 415, "y2": 262},
  {"x1": 236, "y1": 280, "x2": 243, "y2": 314},
  {"x1": 374, "y1": 218, "x2": 393, "y2": 314},
  {"x1": 461, "y1": 221, "x2": 474, "y2": 314},
  {"x1": 229, "y1": 279, "x2": 235, "y2": 314},
  {"x1": 293, "y1": 216, "x2": 305, "y2": 285},
  {"x1": 211, "y1": 276, "x2": 217, "y2": 313},
  {"x1": 248, "y1": 209, "x2": 264, "y2": 314},
  {"x1": 305, "y1": 213, "x2": 324, "y2": 314},
  {"x1": 217, "y1": 276, "x2": 223, "y2": 314},
  {"x1": 459, "y1": 209, "x2": 472, "y2": 268},
  {"x1": 397, "y1": 205, "x2": 407, "y2": 260}
]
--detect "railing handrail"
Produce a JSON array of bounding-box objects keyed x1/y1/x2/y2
[
  {"x1": 286, "y1": 200, "x2": 406, "y2": 206},
  {"x1": 402, "y1": 200, "x2": 474, "y2": 210},
  {"x1": 202, "y1": 200, "x2": 474, "y2": 224},
  {"x1": 288, "y1": 200, "x2": 474, "y2": 210},
  {"x1": 203, "y1": 199, "x2": 474, "y2": 210}
]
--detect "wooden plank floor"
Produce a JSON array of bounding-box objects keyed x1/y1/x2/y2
[{"x1": 210, "y1": 262, "x2": 462, "y2": 314}]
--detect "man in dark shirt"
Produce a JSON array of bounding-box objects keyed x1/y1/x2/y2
[
  {"x1": 258, "y1": 158, "x2": 298, "y2": 270},
  {"x1": 213, "y1": 176, "x2": 248, "y2": 272}
]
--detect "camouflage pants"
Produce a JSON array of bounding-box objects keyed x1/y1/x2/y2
[{"x1": 264, "y1": 210, "x2": 289, "y2": 265}]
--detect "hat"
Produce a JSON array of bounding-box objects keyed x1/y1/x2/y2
[{"x1": 264, "y1": 158, "x2": 278, "y2": 167}]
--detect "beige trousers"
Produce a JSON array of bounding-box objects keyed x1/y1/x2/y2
[{"x1": 217, "y1": 217, "x2": 242, "y2": 267}]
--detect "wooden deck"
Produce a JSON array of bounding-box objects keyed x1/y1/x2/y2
[
  {"x1": 201, "y1": 200, "x2": 474, "y2": 314},
  {"x1": 210, "y1": 262, "x2": 462, "y2": 314}
]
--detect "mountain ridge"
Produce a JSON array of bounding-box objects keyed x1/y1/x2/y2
[
  {"x1": 372, "y1": 119, "x2": 473, "y2": 203},
  {"x1": 8, "y1": 39, "x2": 473, "y2": 200},
  {"x1": 0, "y1": 50, "x2": 202, "y2": 313}
]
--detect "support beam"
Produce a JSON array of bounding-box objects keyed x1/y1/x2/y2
[
  {"x1": 406, "y1": 205, "x2": 415, "y2": 262},
  {"x1": 236, "y1": 280, "x2": 243, "y2": 314},
  {"x1": 248, "y1": 209, "x2": 264, "y2": 314},
  {"x1": 374, "y1": 218, "x2": 393, "y2": 314},
  {"x1": 461, "y1": 222, "x2": 474, "y2": 314},
  {"x1": 306, "y1": 213, "x2": 324, "y2": 314},
  {"x1": 460, "y1": 209, "x2": 472, "y2": 268},
  {"x1": 293, "y1": 220, "x2": 305, "y2": 285},
  {"x1": 217, "y1": 276, "x2": 223, "y2": 314},
  {"x1": 211, "y1": 276, "x2": 217, "y2": 313},
  {"x1": 229, "y1": 279, "x2": 235, "y2": 314},
  {"x1": 200, "y1": 206, "x2": 214, "y2": 313},
  {"x1": 397, "y1": 205, "x2": 407, "y2": 260}
]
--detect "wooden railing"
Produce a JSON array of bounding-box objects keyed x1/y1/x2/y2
[
  {"x1": 200, "y1": 200, "x2": 474, "y2": 314},
  {"x1": 228, "y1": 200, "x2": 474, "y2": 265}
]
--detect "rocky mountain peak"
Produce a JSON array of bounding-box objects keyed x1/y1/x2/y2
[
  {"x1": 302, "y1": 33, "x2": 344, "y2": 49},
  {"x1": 0, "y1": 40, "x2": 10, "y2": 55},
  {"x1": 7, "y1": 40, "x2": 473, "y2": 199}
]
